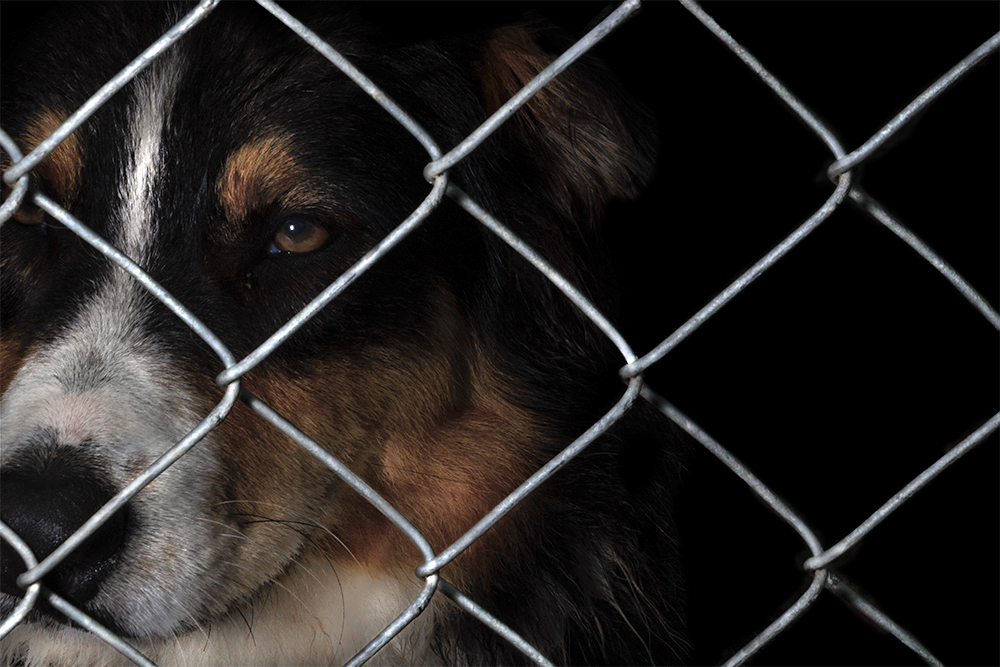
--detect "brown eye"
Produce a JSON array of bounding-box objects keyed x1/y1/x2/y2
[
  {"x1": 13, "y1": 198, "x2": 46, "y2": 226},
  {"x1": 268, "y1": 217, "x2": 330, "y2": 255},
  {"x1": 6, "y1": 178, "x2": 47, "y2": 226}
]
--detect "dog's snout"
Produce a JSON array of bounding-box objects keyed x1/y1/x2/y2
[{"x1": 0, "y1": 454, "x2": 129, "y2": 606}]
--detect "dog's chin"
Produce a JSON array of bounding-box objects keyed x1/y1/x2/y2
[
  {"x1": 0, "y1": 617, "x2": 130, "y2": 667},
  {"x1": 0, "y1": 593, "x2": 198, "y2": 667},
  {"x1": 1, "y1": 561, "x2": 442, "y2": 667},
  {"x1": 0, "y1": 589, "x2": 139, "y2": 641}
]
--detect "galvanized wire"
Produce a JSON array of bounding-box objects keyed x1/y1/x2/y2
[
  {"x1": 0, "y1": 129, "x2": 29, "y2": 225},
  {"x1": 828, "y1": 32, "x2": 1000, "y2": 179},
  {"x1": 446, "y1": 185, "x2": 637, "y2": 365},
  {"x1": 626, "y1": 3, "x2": 998, "y2": 665},
  {"x1": 43, "y1": 589, "x2": 156, "y2": 667},
  {"x1": 826, "y1": 573, "x2": 944, "y2": 667},
  {"x1": 0, "y1": 522, "x2": 39, "y2": 638},
  {"x1": 1, "y1": 0, "x2": 220, "y2": 189},
  {"x1": 639, "y1": 388, "x2": 824, "y2": 558},
  {"x1": 438, "y1": 579, "x2": 555, "y2": 667},
  {"x1": 677, "y1": 0, "x2": 846, "y2": 159},
  {"x1": 848, "y1": 186, "x2": 1000, "y2": 330},
  {"x1": 0, "y1": 2, "x2": 996, "y2": 666},
  {"x1": 620, "y1": 0, "x2": 855, "y2": 380},
  {"x1": 423, "y1": 0, "x2": 641, "y2": 181},
  {"x1": 619, "y1": 172, "x2": 852, "y2": 379},
  {"x1": 804, "y1": 411, "x2": 1000, "y2": 571}
]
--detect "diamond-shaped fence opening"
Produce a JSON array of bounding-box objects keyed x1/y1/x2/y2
[{"x1": 0, "y1": 2, "x2": 997, "y2": 666}]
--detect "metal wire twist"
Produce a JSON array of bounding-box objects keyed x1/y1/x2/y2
[{"x1": 0, "y1": 2, "x2": 995, "y2": 666}]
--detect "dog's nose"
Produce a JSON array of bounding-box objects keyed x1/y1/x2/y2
[{"x1": 0, "y1": 458, "x2": 129, "y2": 606}]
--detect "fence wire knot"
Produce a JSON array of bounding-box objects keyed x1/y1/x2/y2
[{"x1": 0, "y1": 2, "x2": 996, "y2": 666}]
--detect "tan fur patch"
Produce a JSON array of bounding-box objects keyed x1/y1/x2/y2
[
  {"x1": 479, "y1": 25, "x2": 575, "y2": 133},
  {"x1": 374, "y1": 365, "x2": 541, "y2": 578},
  {"x1": 3, "y1": 109, "x2": 83, "y2": 224},
  {"x1": 200, "y1": 286, "x2": 543, "y2": 594},
  {"x1": 215, "y1": 134, "x2": 348, "y2": 244},
  {"x1": 218, "y1": 135, "x2": 305, "y2": 220},
  {"x1": 478, "y1": 23, "x2": 646, "y2": 222},
  {"x1": 239, "y1": 353, "x2": 541, "y2": 587}
]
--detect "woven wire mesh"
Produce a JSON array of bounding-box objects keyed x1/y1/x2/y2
[{"x1": 1, "y1": 2, "x2": 997, "y2": 665}]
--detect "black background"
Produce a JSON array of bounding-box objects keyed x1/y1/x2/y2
[{"x1": 3, "y1": 3, "x2": 998, "y2": 665}]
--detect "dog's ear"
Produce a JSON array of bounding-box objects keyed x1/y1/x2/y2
[{"x1": 476, "y1": 20, "x2": 657, "y2": 230}]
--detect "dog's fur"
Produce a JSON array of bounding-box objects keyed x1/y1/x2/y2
[{"x1": 0, "y1": 4, "x2": 687, "y2": 665}]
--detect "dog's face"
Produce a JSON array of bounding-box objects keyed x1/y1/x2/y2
[{"x1": 1, "y1": 4, "x2": 664, "y2": 665}]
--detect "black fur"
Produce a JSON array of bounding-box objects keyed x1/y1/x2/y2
[{"x1": 2, "y1": 3, "x2": 688, "y2": 664}]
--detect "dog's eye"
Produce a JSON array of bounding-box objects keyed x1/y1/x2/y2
[
  {"x1": 268, "y1": 217, "x2": 330, "y2": 255},
  {"x1": 5, "y1": 178, "x2": 48, "y2": 226}
]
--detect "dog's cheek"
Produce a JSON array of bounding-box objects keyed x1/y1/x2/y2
[
  {"x1": 194, "y1": 366, "x2": 362, "y2": 586},
  {"x1": 375, "y1": 382, "x2": 543, "y2": 564},
  {"x1": 201, "y1": 353, "x2": 462, "y2": 570}
]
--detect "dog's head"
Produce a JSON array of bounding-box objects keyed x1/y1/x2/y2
[{"x1": 1, "y1": 3, "x2": 664, "y2": 664}]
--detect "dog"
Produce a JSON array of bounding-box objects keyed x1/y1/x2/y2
[{"x1": 0, "y1": 3, "x2": 688, "y2": 665}]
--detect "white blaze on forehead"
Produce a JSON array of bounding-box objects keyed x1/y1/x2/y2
[
  {"x1": 117, "y1": 54, "x2": 184, "y2": 265},
  {"x1": 0, "y1": 52, "x2": 248, "y2": 647},
  {"x1": 1, "y1": 55, "x2": 194, "y2": 454},
  {"x1": 0, "y1": 55, "x2": 221, "y2": 630}
]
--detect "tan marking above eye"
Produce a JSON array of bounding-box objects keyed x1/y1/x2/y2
[
  {"x1": 269, "y1": 217, "x2": 330, "y2": 254},
  {"x1": 217, "y1": 134, "x2": 305, "y2": 223},
  {"x1": 3, "y1": 109, "x2": 82, "y2": 225},
  {"x1": 216, "y1": 134, "x2": 350, "y2": 248},
  {"x1": 23, "y1": 110, "x2": 82, "y2": 204}
]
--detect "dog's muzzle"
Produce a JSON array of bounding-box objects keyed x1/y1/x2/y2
[{"x1": 1, "y1": 444, "x2": 130, "y2": 614}]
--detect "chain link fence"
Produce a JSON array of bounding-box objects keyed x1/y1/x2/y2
[{"x1": 1, "y1": 2, "x2": 997, "y2": 665}]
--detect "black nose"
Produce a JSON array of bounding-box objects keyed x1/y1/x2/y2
[{"x1": 0, "y1": 453, "x2": 129, "y2": 606}]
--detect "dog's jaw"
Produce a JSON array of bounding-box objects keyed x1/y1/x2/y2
[{"x1": 1, "y1": 565, "x2": 440, "y2": 667}]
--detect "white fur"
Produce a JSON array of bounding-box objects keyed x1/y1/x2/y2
[
  {"x1": 1, "y1": 566, "x2": 438, "y2": 666},
  {"x1": 118, "y1": 54, "x2": 183, "y2": 267}
]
